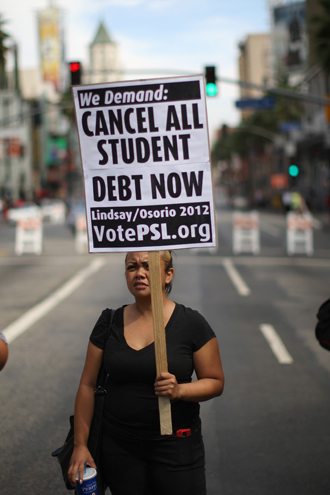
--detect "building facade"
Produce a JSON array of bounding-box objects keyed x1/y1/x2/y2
[
  {"x1": 88, "y1": 22, "x2": 122, "y2": 84},
  {"x1": 0, "y1": 90, "x2": 33, "y2": 203},
  {"x1": 238, "y1": 34, "x2": 272, "y2": 119}
]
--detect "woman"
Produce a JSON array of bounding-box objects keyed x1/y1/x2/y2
[{"x1": 68, "y1": 251, "x2": 224, "y2": 494}]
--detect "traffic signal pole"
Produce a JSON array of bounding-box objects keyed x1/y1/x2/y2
[
  {"x1": 77, "y1": 67, "x2": 330, "y2": 106},
  {"x1": 1, "y1": 68, "x2": 330, "y2": 127}
]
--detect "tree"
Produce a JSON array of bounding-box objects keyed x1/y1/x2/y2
[
  {"x1": 212, "y1": 71, "x2": 304, "y2": 164},
  {"x1": 0, "y1": 14, "x2": 9, "y2": 89}
]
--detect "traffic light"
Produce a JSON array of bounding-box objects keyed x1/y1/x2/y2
[
  {"x1": 205, "y1": 66, "x2": 217, "y2": 97},
  {"x1": 288, "y1": 164, "x2": 299, "y2": 177},
  {"x1": 69, "y1": 61, "x2": 82, "y2": 85}
]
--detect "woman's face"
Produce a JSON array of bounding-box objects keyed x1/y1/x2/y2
[{"x1": 125, "y1": 251, "x2": 173, "y2": 298}]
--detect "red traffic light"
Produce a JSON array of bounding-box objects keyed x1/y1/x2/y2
[
  {"x1": 69, "y1": 62, "x2": 81, "y2": 72},
  {"x1": 69, "y1": 61, "x2": 82, "y2": 85}
]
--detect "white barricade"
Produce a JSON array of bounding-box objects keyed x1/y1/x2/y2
[
  {"x1": 41, "y1": 201, "x2": 66, "y2": 224},
  {"x1": 75, "y1": 214, "x2": 88, "y2": 253},
  {"x1": 286, "y1": 212, "x2": 313, "y2": 256},
  {"x1": 233, "y1": 211, "x2": 260, "y2": 255},
  {"x1": 15, "y1": 216, "x2": 43, "y2": 255}
]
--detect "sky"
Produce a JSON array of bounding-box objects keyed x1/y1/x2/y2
[{"x1": 2, "y1": 0, "x2": 270, "y2": 143}]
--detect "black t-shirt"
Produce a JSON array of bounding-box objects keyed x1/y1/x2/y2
[{"x1": 90, "y1": 303, "x2": 216, "y2": 439}]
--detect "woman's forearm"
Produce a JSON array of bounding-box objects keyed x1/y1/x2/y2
[
  {"x1": 73, "y1": 383, "x2": 95, "y2": 447},
  {"x1": 0, "y1": 339, "x2": 8, "y2": 371},
  {"x1": 178, "y1": 377, "x2": 224, "y2": 402},
  {"x1": 155, "y1": 372, "x2": 224, "y2": 402}
]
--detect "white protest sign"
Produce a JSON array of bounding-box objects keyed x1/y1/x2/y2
[{"x1": 72, "y1": 75, "x2": 216, "y2": 252}]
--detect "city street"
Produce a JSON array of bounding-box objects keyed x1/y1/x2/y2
[{"x1": 1, "y1": 208, "x2": 330, "y2": 494}]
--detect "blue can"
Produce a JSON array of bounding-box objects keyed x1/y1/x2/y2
[{"x1": 75, "y1": 467, "x2": 98, "y2": 495}]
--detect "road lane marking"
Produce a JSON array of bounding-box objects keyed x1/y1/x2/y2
[
  {"x1": 3, "y1": 257, "x2": 106, "y2": 345},
  {"x1": 222, "y1": 258, "x2": 251, "y2": 296},
  {"x1": 260, "y1": 324, "x2": 293, "y2": 364}
]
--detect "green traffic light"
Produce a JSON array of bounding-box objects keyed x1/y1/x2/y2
[
  {"x1": 288, "y1": 164, "x2": 299, "y2": 177},
  {"x1": 206, "y1": 82, "x2": 217, "y2": 97}
]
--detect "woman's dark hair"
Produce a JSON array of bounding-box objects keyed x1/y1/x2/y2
[{"x1": 162, "y1": 250, "x2": 174, "y2": 295}]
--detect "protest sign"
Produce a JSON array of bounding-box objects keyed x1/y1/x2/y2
[{"x1": 72, "y1": 75, "x2": 216, "y2": 253}]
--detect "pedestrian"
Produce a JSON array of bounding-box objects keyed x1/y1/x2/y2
[
  {"x1": 68, "y1": 250, "x2": 224, "y2": 495},
  {"x1": 0, "y1": 328, "x2": 8, "y2": 371},
  {"x1": 282, "y1": 190, "x2": 291, "y2": 212}
]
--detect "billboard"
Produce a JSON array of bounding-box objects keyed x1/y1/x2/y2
[
  {"x1": 37, "y1": 7, "x2": 64, "y2": 91},
  {"x1": 72, "y1": 75, "x2": 217, "y2": 253},
  {"x1": 272, "y1": 1, "x2": 307, "y2": 74}
]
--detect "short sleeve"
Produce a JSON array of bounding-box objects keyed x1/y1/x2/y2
[
  {"x1": 188, "y1": 308, "x2": 216, "y2": 352},
  {"x1": 90, "y1": 309, "x2": 112, "y2": 350},
  {"x1": 0, "y1": 329, "x2": 7, "y2": 344}
]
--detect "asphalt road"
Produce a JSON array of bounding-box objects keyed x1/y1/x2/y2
[{"x1": 0, "y1": 211, "x2": 330, "y2": 495}]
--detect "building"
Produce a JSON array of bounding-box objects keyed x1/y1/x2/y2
[
  {"x1": 290, "y1": 0, "x2": 330, "y2": 211},
  {"x1": 238, "y1": 34, "x2": 271, "y2": 119},
  {"x1": 0, "y1": 89, "x2": 34, "y2": 203},
  {"x1": 88, "y1": 21, "x2": 122, "y2": 84},
  {"x1": 271, "y1": 0, "x2": 308, "y2": 86}
]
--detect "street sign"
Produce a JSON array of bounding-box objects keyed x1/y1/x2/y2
[
  {"x1": 235, "y1": 97, "x2": 275, "y2": 110},
  {"x1": 270, "y1": 174, "x2": 288, "y2": 190},
  {"x1": 279, "y1": 121, "x2": 301, "y2": 132}
]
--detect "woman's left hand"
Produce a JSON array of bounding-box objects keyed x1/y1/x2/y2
[{"x1": 154, "y1": 372, "x2": 181, "y2": 400}]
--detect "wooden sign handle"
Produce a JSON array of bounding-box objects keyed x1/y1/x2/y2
[{"x1": 148, "y1": 250, "x2": 173, "y2": 435}]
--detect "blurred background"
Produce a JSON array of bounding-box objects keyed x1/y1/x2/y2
[
  {"x1": 1, "y1": 1, "x2": 330, "y2": 494},
  {"x1": 0, "y1": 0, "x2": 329, "y2": 218}
]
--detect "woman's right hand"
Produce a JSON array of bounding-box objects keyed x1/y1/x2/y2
[{"x1": 67, "y1": 445, "x2": 97, "y2": 486}]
